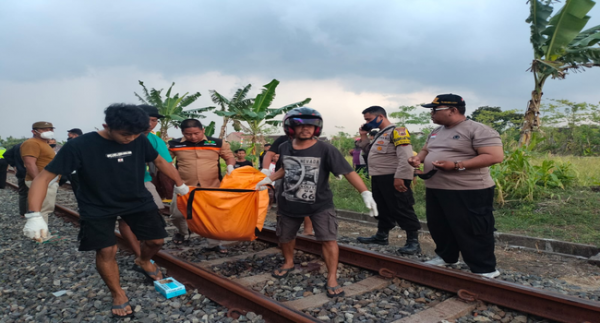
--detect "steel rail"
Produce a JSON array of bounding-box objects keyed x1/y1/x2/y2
[
  {"x1": 6, "y1": 181, "x2": 318, "y2": 323},
  {"x1": 257, "y1": 229, "x2": 600, "y2": 323},
  {"x1": 8, "y1": 178, "x2": 600, "y2": 322}
]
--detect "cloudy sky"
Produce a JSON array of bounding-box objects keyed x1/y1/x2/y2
[{"x1": 1, "y1": 0, "x2": 599, "y2": 141}]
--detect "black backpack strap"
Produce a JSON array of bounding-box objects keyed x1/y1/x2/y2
[{"x1": 186, "y1": 189, "x2": 197, "y2": 220}]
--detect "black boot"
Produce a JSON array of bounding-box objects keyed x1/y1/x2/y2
[
  {"x1": 397, "y1": 231, "x2": 421, "y2": 255},
  {"x1": 357, "y1": 231, "x2": 389, "y2": 245}
]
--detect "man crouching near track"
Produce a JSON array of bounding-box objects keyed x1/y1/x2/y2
[
  {"x1": 256, "y1": 107, "x2": 378, "y2": 298},
  {"x1": 23, "y1": 104, "x2": 189, "y2": 318}
]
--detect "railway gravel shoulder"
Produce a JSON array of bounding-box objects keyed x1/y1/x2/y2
[
  {"x1": 0, "y1": 188, "x2": 252, "y2": 323},
  {"x1": 4, "y1": 173, "x2": 600, "y2": 322}
]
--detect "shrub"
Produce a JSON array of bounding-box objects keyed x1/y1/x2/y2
[{"x1": 491, "y1": 148, "x2": 576, "y2": 205}]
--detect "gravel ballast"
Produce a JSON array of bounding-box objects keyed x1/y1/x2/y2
[
  {"x1": 0, "y1": 187, "x2": 265, "y2": 323},
  {"x1": 4, "y1": 175, "x2": 600, "y2": 322}
]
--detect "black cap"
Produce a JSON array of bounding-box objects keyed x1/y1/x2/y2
[
  {"x1": 139, "y1": 105, "x2": 165, "y2": 119},
  {"x1": 67, "y1": 128, "x2": 83, "y2": 136},
  {"x1": 421, "y1": 94, "x2": 465, "y2": 108}
]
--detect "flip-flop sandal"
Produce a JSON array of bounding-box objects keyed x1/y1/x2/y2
[
  {"x1": 272, "y1": 267, "x2": 294, "y2": 279},
  {"x1": 326, "y1": 285, "x2": 345, "y2": 298},
  {"x1": 137, "y1": 263, "x2": 164, "y2": 281},
  {"x1": 131, "y1": 259, "x2": 154, "y2": 273},
  {"x1": 172, "y1": 233, "x2": 186, "y2": 245},
  {"x1": 112, "y1": 301, "x2": 134, "y2": 319},
  {"x1": 210, "y1": 245, "x2": 228, "y2": 254},
  {"x1": 37, "y1": 235, "x2": 67, "y2": 244}
]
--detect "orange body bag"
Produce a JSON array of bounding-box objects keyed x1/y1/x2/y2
[{"x1": 176, "y1": 166, "x2": 269, "y2": 241}]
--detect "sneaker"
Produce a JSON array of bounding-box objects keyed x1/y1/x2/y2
[
  {"x1": 424, "y1": 257, "x2": 460, "y2": 266},
  {"x1": 475, "y1": 270, "x2": 500, "y2": 278}
]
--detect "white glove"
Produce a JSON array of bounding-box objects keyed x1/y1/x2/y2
[
  {"x1": 174, "y1": 184, "x2": 190, "y2": 195},
  {"x1": 260, "y1": 168, "x2": 271, "y2": 177},
  {"x1": 49, "y1": 176, "x2": 60, "y2": 185},
  {"x1": 227, "y1": 165, "x2": 234, "y2": 175},
  {"x1": 360, "y1": 191, "x2": 378, "y2": 217},
  {"x1": 255, "y1": 177, "x2": 273, "y2": 191},
  {"x1": 23, "y1": 212, "x2": 48, "y2": 242}
]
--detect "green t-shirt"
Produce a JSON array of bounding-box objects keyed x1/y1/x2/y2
[{"x1": 144, "y1": 133, "x2": 173, "y2": 182}]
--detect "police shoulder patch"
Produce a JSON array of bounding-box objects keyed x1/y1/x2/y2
[{"x1": 392, "y1": 127, "x2": 410, "y2": 146}]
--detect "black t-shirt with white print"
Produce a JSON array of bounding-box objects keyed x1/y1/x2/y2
[
  {"x1": 277, "y1": 140, "x2": 354, "y2": 217},
  {"x1": 234, "y1": 160, "x2": 253, "y2": 168},
  {"x1": 45, "y1": 132, "x2": 159, "y2": 219}
]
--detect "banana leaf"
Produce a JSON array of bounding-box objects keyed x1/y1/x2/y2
[
  {"x1": 544, "y1": 0, "x2": 596, "y2": 60},
  {"x1": 251, "y1": 79, "x2": 279, "y2": 114},
  {"x1": 528, "y1": 0, "x2": 554, "y2": 58}
]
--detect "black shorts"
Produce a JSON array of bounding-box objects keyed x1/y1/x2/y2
[{"x1": 78, "y1": 209, "x2": 168, "y2": 251}]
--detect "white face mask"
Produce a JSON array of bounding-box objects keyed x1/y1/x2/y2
[{"x1": 38, "y1": 131, "x2": 55, "y2": 140}]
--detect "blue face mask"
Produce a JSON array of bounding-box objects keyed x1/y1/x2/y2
[{"x1": 362, "y1": 116, "x2": 383, "y2": 131}]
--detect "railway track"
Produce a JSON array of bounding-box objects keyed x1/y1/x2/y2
[{"x1": 5, "y1": 175, "x2": 600, "y2": 323}]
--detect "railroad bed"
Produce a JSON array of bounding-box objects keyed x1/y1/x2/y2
[{"x1": 2, "y1": 176, "x2": 600, "y2": 322}]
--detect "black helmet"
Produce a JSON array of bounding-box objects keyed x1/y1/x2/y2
[{"x1": 283, "y1": 107, "x2": 323, "y2": 137}]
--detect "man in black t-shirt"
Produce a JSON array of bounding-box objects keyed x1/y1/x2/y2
[
  {"x1": 24, "y1": 104, "x2": 189, "y2": 318},
  {"x1": 256, "y1": 107, "x2": 378, "y2": 298},
  {"x1": 260, "y1": 135, "x2": 316, "y2": 235},
  {"x1": 258, "y1": 143, "x2": 271, "y2": 169},
  {"x1": 233, "y1": 149, "x2": 253, "y2": 168},
  {"x1": 260, "y1": 136, "x2": 287, "y2": 176}
]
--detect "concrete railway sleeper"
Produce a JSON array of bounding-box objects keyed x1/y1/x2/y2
[{"x1": 5, "y1": 176, "x2": 600, "y2": 322}]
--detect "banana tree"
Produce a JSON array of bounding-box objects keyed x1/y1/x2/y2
[
  {"x1": 201, "y1": 85, "x2": 254, "y2": 139},
  {"x1": 519, "y1": 0, "x2": 600, "y2": 146},
  {"x1": 134, "y1": 81, "x2": 214, "y2": 140},
  {"x1": 213, "y1": 79, "x2": 311, "y2": 162}
]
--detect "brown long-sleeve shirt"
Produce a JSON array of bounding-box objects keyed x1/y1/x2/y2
[{"x1": 168, "y1": 136, "x2": 234, "y2": 188}]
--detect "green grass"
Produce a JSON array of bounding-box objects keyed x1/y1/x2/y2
[
  {"x1": 331, "y1": 156, "x2": 600, "y2": 246},
  {"x1": 531, "y1": 155, "x2": 600, "y2": 187},
  {"x1": 493, "y1": 187, "x2": 600, "y2": 245}
]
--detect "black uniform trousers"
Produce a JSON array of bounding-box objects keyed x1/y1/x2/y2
[
  {"x1": 372, "y1": 174, "x2": 421, "y2": 233},
  {"x1": 0, "y1": 159, "x2": 7, "y2": 189},
  {"x1": 426, "y1": 187, "x2": 496, "y2": 273},
  {"x1": 17, "y1": 177, "x2": 29, "y2": 215}
]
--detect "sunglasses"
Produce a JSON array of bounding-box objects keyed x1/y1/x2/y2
[{"x1": 431, "y1": 107, "x2": 453, "y2": 113}]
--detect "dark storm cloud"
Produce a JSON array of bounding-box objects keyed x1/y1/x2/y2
[
  {"x1": 0, "y1": 0, "x2": 599, "y2": 139},
  {"x1": 0, "y1": 0, "x2": 538, "y2": 85}
]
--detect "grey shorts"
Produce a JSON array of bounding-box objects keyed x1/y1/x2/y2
[{"x1": 276, "y1": 208, "x2": 338, "y2": 243}]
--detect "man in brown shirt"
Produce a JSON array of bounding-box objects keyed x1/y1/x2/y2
[
  {"x1": 168, "y1": 119, "x2": 236, "y2": 247},
  {"x1": 409, "y1": 94, "x2": 504, "y2": 278},
  {"x1": 20, "y1": 121, "x2": 59, "y2": 234}
]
